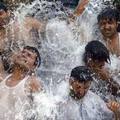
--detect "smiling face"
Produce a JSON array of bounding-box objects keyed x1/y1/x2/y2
[
  {"x1": 99, "y1": 18, "x2": 118, "y2": 39},
  {"x1": 70, "y1": 79, "x2": 91, "y2": 99},
  {"x1": 13, "y1": 48, "x2": 37, "y2": 70}
]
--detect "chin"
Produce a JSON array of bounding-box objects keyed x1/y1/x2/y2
[{"x1": 76, "y1": 94, "x2": 85, "y2": 99}]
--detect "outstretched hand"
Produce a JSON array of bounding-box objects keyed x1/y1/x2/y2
[
  {"x1": 107, "y1": 101, "x2": 120, "y2": 113},
  {"x1": 79, "y1": 0, "x2": 89, "y2": 8},
  {"x1": 74, "y1": 0, "x2": 90, "y2": 16},
  {"x1": 68, "y1": 0, "x2": 90, "y2": 23}
]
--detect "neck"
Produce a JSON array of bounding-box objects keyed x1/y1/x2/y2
[
  {"x1": 104, "y1": 33, "x2": 119, "y2": 42},
  {"x1": 11, "y1": 65, "x2": 28, "y2": 81},
  {"x1": 104, "y1": 33, "x2": 120, "y2": 56}
]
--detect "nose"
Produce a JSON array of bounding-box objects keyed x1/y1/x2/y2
[
  {"x1": 78, "y1": 88, "x2": 86, "y2": 95},
  {"x1": 104, "y1": 23, "x2": 110, "y2": 29}
]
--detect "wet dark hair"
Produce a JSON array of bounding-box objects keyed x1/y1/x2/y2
[
  {"x1": 70, "y1": 66, "x2": 94, "y2": 82},
  {"x1": 0, "y1": 2, "x2": 8, "y2": 12},
  {"x1": 83, "y1": 40, "x2": 110, "y2": 64},
  {"x1": 97, "y1": 7, "x2": 119, "y2": 23},
  {"x1": 24, "y1": 46, "x2": 41, "y2": 68}
]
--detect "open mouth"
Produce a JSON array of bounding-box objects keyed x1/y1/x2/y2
[
  {"x1": 24, "y1": 60, "x2": 28, "y2": 64},
  {"x1": 104, "y1": 30, "x2": 112, "y2": 33},
  {"x1": 105, "y1": 31, "x2": 111, "y2": 33}
]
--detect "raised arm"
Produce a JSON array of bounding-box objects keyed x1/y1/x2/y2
[
  {"x1": 69, "y1": 0, "x2": 89, "y2": 21},
  {"x1": 73, "y1": 0, "x2": 89, "y2": 16}
]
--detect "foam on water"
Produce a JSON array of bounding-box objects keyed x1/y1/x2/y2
[{"x1": 1, "y1": 0, "x2": 120, "y2": 119}]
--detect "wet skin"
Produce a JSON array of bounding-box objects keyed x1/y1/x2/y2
[
  {"x1": 12, "y1": 48, "x2": 37, "y2": 70},
  {"x1": 70, "y1": 79, "x2": 91, "y2": 99},
  {"x1": 99, "y1": 18, "x2": 118, "y2": 39}
]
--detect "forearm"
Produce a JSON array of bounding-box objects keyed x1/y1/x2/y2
[
  {"x1": 73, "y1": 0, "x2": 89, "y2": 16},
  {"x1": 74, "y1": 5, "x2": 85, "y2": 16}
]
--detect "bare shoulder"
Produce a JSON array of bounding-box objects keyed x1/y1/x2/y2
[
  {"x1": 27, "y1": 75, "x2": 42, "y2": 93},
  {"x1": 24, "y1": 17, "x2": 45, "y2": 30}
]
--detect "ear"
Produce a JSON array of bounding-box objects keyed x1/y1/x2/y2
[
  {"x1": 98, "y1": 20, "x2": 101, "y2": 27},
  {"x1": 116, "y1": 21, "x2": 119, "y2": 27},
  {"x1": 87, "y1": 57, "x2": 92, "y2": 65},
  {"x1": 69, "y1": 77, "x2": 74, "y2": 85},
  {"x1": 69, "y1": 80, "x2": 74, "y2": 90},
  {"x1": 69, "y1": 79, "x2": 72, "y2": 85}
]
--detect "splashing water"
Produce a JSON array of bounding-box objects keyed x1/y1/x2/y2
[{"x1": 1, "y1": 0, "x2": 120, "y2": 119}]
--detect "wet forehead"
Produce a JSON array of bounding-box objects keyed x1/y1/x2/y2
[
  {"x1": 74, "y1": 80, "x2": 91, "y2": 88},
  {"x1": 22, "y1": 49, "x2": 37, "y2": 57},
  {"x1": 99, "y1": 18, "x2": 117, "y2": 23}
]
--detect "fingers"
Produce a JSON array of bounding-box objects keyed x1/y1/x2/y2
[{"x1": 107, "y1": 101, "x2": 120, "y2": 112}]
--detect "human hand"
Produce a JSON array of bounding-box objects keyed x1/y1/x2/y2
[
  {"x1": 107, "y1": 101, "x2": 120, "y2": 113},
  {"x1": 28, "y1": 76, "x2": 42, "y2": 93},
  {"x1": 74, "y1": 0, "x2": 90, "y2": 16}
]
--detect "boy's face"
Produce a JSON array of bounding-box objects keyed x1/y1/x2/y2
[
  {"x1": 70, "y1": 79, "x2": 91, "y2": 99},
  {"x1": 99, "y1": 18, "x2": 118, "y2": 38},
  {"x1": 12, "y1": 48, "x2": 37, "y2": 70},
  {"x1": 87, "y1": 58, "x2": 105, "y2": 70}
]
